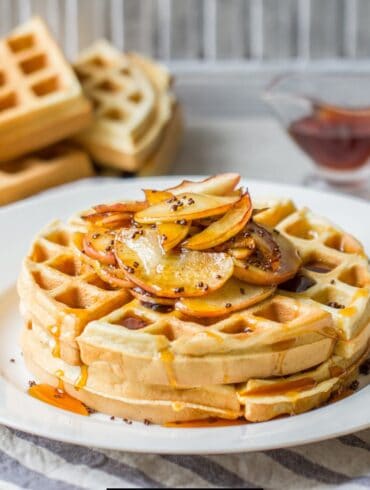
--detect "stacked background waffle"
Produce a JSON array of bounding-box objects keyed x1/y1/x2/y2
[
  {"x1": 0, "y1": 17, "x2": 182, "y2": 206},
  {"x1": 18, "y1": 175, "x2": 370, "y2": 425},
  {"x1": 74, "y1": 41, "x2": 182, "y2": 174}
]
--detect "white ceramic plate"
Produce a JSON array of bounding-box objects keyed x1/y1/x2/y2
[{"x1": 0, "y1": 177, "x2": 369, "y2": 454}]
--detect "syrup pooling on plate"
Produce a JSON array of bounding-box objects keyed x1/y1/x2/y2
[
  {"x1": 28, "y1": 384, "x2": 89, "y2": 416},
  {"x1": 18, "y1": 173, "x2": 370, "y2": 426}
]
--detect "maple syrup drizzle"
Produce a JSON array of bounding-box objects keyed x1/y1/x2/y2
[
  {"x1": 48, "y1": 325, "x2": 61, "y2": 358},
  {"x1": 55, "y1": 370, "x2": 65, "y2": 391},
  {"x1": 339, "y1": 306, "x2": 357, "y2": 317},
  {"x1": 160, "y1": 350, "x2": 177, "y2": 387},
  {"x1": 240, "y1": 377, "x2": 317, "y2": 397},
  {"x1": 28, "y1": 384, "x2": 89, "y2": 416},
  {"x1": 165, "y1": 418, "x2": 247, "y2": 429},
  {"x1": 353, "y1": 288, "x2": 368, "y2": 300},
  {"x1": 304, "y1": 260, "x2": 334, "y2": 274},
  {"x1": 75, "y1": 365, "x2": 89, "y2": 391},
  {"x1": 203, "y1": 331, "x2": 224, "y2": 343}
]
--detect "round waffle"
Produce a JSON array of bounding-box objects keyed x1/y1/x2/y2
[{"x1": 18, "y1": 175, "x2": 370, "y2": 424}]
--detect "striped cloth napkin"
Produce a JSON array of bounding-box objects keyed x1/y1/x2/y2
[{"x1": 0, "y1": 426, "x2": 369, "y2": 489}]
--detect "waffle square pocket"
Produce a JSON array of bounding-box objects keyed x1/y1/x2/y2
[{"x1": 0, "y1": 17, "x2": 92, "y2": 162}]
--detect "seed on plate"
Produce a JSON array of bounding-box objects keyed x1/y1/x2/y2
[
  {"x1": 350, "y1": 380, "x2": 359, "y2": 391},
  {"x1": 174, "y1": 287, "x2": 185, "y2": 293},
  {"x1": 197, "y1": 281, "x2": 204, "y2": 288},
  {"x1": 225, "y1": 303, "x2": 232, "y2": 308},
  {"x1": 240, "y1": 288, "x2": 245, "y2": 295}
]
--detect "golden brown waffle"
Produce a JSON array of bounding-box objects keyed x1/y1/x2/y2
[
  {"x1": 77, "y1": 297, "x2": 335, "y2": 387},
  {"x1": 22, "y1": 326, "x2": 241, "y2": 424},
  {"x1": 238, "y1": 346, "x2": 369, "y2": 422},
  {"x1": 74, "y1": 41, "x2": 181, "y2": 172},
  {"x1": 0, "y1": 142, "x2": 94, "y2": 206},
  {"x1": 22, "y1": 318, "x2": 367, "y2": 425},
  {"x1": 18, "y1": 221, "x2": 131, "y2": 365},
  {"x1": 254, "y1": 204, "x2": 370, "y2": 348},
  {"x1": 0, "y1": 17, "x2": 92, "y2": 162}
]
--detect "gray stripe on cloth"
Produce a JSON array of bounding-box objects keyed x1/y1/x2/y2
[
  {"x1": 339, "y1": 435, "x2": 370, "y2": 452},
  {"x1": 161, "y1": 455, "x2": 257, "y2": 488},
  {"x1": 11, "y1": 429, "x2": 164, "y2": 488},
  {"x1": 265, "y1": 448, "x2": 370, "y2": 487},
  {"x1": 0, "y1": 448, "x2": 83, "y2": 490}
]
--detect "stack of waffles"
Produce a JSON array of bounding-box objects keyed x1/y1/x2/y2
[
  {"x1": 0, "y1": 17, "x2": 94, "y2": 205},
  {"x1": 74, "y1": 41, "x2": 182, "y2": 175},
  {"x1": 0, "y1": 18, "x2": 182, "y2": 206},
  {"x1": 18, "y1": 175, "x2": 370, "y2": 425}
]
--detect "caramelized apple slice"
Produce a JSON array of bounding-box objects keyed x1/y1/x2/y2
[
  {"x1": 234, "y1": 230, "x2": 301, "y2": 286},
  {"x1": 229, "y1": 248, "x2": 255, "y2": 260},
  {"x1": 135, "y1": 193, "x2": 239, "y2": 224},
  {"x1": 82, "y1": 211, "x2": 132, "y2": 229},
  {"x1": 184, "y1": 193, "x2": 252, "y2": 250},
  {"x1": 114, "y1": 228, "x2": 234, "y2": 297},
  {"x1": 144, "y1": 189, "x2": 173, "y2": 205},
  {"x1": 131, "y1": 287, "x2": 176, "y2": 306},
  {"x1": 96, "y1": 264, "x2": 135, "y2": 289},
  {"x1": 83, "y1": 230, "x2": 116, "y2": 266},
  {"x1": 94, "y1": 201, "x2": 147, "y2": 213},
  {"x1": 158, "y1": 221, "x2": 191, "y2": 252},
  {"x1": 176, "y1": 277, "x2": 274, "y2": 317},
  {"x1": 166, "y1": 173, "x2": 241, "y2": 196}
]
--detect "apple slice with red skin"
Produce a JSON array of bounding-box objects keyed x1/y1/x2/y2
[
  {"x1": 176, "y1": 277, "x2": 275, "y2": 318},
  {"x1": 166, "y1": 173, "x2": 240, "y2": 196},
  {"x1": 158, "y1": 221, "x2": 191, "y2": 252},
  {"x1": 82, "y1": 211, "x2": 132, "y2": 229},
  {"x1": 134, "y1": 193, "x2": 239, "y2": 224},
  {"x1": 114, "y1": 228, "x2": 234, "y2": 298},
  {"x1": 233, "y1": 228, "x2": 301, "y2": 286},
  {"x1": 96, "y1": 264, "x2": 135, "y2": 289},
  {"x1": 184, "y1": 193, "x2": 252, "y2": 251},
  {"x1": 83, "y1": 230, "x2": 117, "y2": 266}
]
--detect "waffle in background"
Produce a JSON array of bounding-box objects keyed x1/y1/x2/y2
[
  {"x1": 0, "y1": 17, "x2": 92, "y2": 162},
  {"x1": 74, "y1": 41, "x2": 182, "y2": 173},
  {"x1": 0, "y1": 143, "x2": 94, "y2": 206}
]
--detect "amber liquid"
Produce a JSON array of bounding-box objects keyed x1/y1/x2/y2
[{"x1": 289, "y1": 104, "x2": 370, "y2": 171}]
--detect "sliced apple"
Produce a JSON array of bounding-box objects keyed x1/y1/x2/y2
[
  {"x1": 83, "y1": 230, "x2": 116, "y2": 266},
  {"x1": 131, "y1": 287, "x2": 176, "y2": 306},
  {"x1": 184, "y1": 193, "x2": 252, "y2": 250},
  {"x1": 93, "y1": 201, "x2": 147, "y2": 213},
  {"x1": 176, "y1": 277, "x2": 275, "y2": 318},
  {"x1": 144, "y1": 189, "x2": 173, "y2": 205},
  {"x1": 96, "y1": 264, "x2": 135, "y2": 289},
  {"x1": 157, "y1": 221, "x2": 191, "y2": 252},
  {"x1": 134, "y1": 193, "x2": 239, "y2": 224},
  {"x1": 114, "y1": 228, "x2": 234, "y2": 297},
  {"x1": 233, "y1": 229, "x2": 301, "y2": 286},
  {"x1": 229, "y1": 248, "x2": 255, "y2": 260},
  {"x1": 82, "y1": 211, "x2": 132, "y2": 229},
  {"x1": 166, "y1": 173, "x2": 241, "y2": 196}
]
